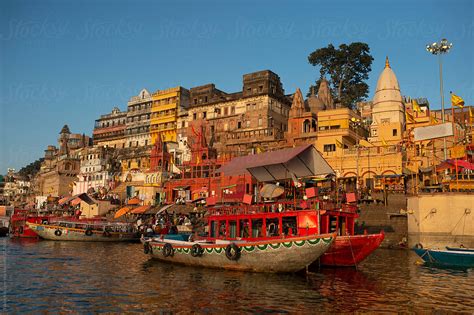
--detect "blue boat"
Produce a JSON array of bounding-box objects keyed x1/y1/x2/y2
[{"x1": 413, "y1": 248, "x2": 474, "y2": 268}]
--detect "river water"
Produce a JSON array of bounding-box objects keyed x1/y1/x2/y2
[{"x1": 1, "y1": 238, "x2": 473, "y2": 313}]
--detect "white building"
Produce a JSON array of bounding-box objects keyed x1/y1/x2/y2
[{"x1": 73, "y1": 147, "x2": 114, "y2": 195}]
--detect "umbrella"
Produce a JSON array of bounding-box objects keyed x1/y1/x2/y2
[
  {"x1": 260, "y1": 184, "x2": 285, "y2": 199},
  {"x1": 114, "y1": 207, "x2": 131, "y2": 219}
]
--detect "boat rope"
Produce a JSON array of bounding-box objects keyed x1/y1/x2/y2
[
  {"x1": 347, "y1": 232, "x2": 358, "y2": 270},
  {"x1": 419, "y1": 249, "x2": 435, "y2": 263}
]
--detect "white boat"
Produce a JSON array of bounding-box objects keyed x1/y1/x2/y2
[{"x1": 27, "y1": 220, "x2": 139, "y2": 242}]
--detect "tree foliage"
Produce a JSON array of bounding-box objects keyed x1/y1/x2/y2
[
  {"x1": 308, "y1": 42, "x2": 373, "y2": 108},
  {"x1": 18, "y1": 158, "x2": 44, "y2": 179}
]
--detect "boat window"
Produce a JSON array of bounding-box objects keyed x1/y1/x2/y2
[
  {"x1": 239, "y1": 219, "x2": 250, "y2": 238},
  {"x1": 210, "y1": 221, "x2": 217, "y2": 238},
  {"x1": 329, "y1": 216, "x2": 338, "y2": 233},
  {"x1": 251, "y1": 219, "x2": 263, "y2": 238},
  {"x1": 219, "y1": 221, "x2": 227, "y2": 238},
  {"x1": 282, "y1": 216, "x2": 297, "y2": 236},
  {"x1": 266, "y1": 218, "x2": 279, "y2": 236},
  {"x1": 229, "y1": 220, "x2": 237, "y2": 238}
]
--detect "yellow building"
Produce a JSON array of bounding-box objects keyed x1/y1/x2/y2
[{"x1": 151, "y1": 87, "x2": 190, "y2": 144}]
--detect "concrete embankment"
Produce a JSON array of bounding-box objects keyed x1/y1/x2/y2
[{"x1": 356, "y1": 193, "x2": 408, "y2": 248}]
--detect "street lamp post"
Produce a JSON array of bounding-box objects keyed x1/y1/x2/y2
[{"x1": 426, "y1": 38, "x2": 453, "y2": 160}]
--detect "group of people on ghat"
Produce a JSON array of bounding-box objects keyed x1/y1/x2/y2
[{"x1": 136, "y1": 210, "x2": 200, "y2": 238}]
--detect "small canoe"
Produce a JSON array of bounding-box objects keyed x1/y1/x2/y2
[
  {"x1": 413, "y1": 248, "x2": 474, "y2": 268},
  {"x1": 143, "y1": 233, "x2": 336, "y2": 273}
]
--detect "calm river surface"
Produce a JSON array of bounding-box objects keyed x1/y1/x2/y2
[{"x1": 1, "y1": 238, "x2": 473, "y2": 313}]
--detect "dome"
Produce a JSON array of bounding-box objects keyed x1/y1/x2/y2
[{"x1": 373, "y1": 57, "x2": 403, "y2": 108}]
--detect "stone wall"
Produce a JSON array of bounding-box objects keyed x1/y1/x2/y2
[
  {"x1": 407, "y1": 193, "x2": 474, "y2": 249},
  {"x1": 356, "y1": 192, "x2": 408, "y2": 248}
]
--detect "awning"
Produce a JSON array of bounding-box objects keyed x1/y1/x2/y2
[
  {"x1": 71, "y1": 198, "x2": 82, "y2": 206},
  {"x1": 58, "y1": 196, "x2": 72, "y2": 205},
  {"x1": 216, "y1": 144, "x2": 334, "y2": 182},
  {"x1": 114, "y1": 207, "x2": 131, "y2": 219},
  {"x1": 130, "y1": 205, "x2": 151, "y2": 214},
  {"x1": 172, "y1": 186, "x2": 190, "y2": 191},
  {"x1": 448, "y1": 159, "x2": 474, "y2": 170},
  {"x1": 127, "y1": 197, "x2": 141, "y2": 205},
  {"x1": 155, "y1": 204, "x2": 174, "y2": 215}
]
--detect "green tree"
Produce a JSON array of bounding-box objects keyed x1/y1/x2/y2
[{"x1": 308, "y1": 42, "x2": 373, "y2": 108}]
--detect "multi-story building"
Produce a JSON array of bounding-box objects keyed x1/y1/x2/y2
[
  {"x1": 72, "y1": 146, "x2": 116, "y2": 195},
  {"x1": 150, "y1": 86, "x2": 190, "y2": 144},
  {"x1": 34, "y1": 125, "x2": 91, "y2": 197},
  {"x1": 187, "y1": 70, "x2": 292, "y2": 157},
  {"x1": 125, "y1": 89, "x2": 152, "y2": 148},
  {"x1": 93, "y1": 107, "x2": 127, "y2": 148}
]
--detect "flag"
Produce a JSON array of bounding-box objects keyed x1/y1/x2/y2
[
  {"x1": 405, "y1": 111, "x2": 415, "y2": 123},
  {"x1": 290, "y1": 173, "x2": 302, "y2": 188},
  {"x1": 430, "y1": 115, "x2": 438, "y2": 124},
  {"x1": 335, "y1": 139, "x2": 343, "y2": 148},
  {"x1": 412, "y1": 99, "x2": 421, "y2": 113},
  {"x1": 469, "y1": 107, "x2": 473, "y2": 118},
  {"x1": 381, "y1": 137, "x2": 389, "y2": 147},
  {"x1": 451, "y1": 92, "x2": 465, "y2": 108}
]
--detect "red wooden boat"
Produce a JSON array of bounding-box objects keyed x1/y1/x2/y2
[
  {"x1": 9, "y1": 209, "x2": 55, "y2": 238},
  {"x1": 214, "y1": 144, "x2": 384, "y2": 267}
]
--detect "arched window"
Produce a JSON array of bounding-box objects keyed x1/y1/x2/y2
[
  {"x1": 312, "y1": 119, "x2": 317, "y2": 132},
  {"x1": 303, "y1": 119, "x2": 311, "y2": 133}
]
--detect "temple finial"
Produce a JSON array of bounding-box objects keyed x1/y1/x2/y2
[{"x1": 385, "y1": 56, "x2": 390, "y2": 68}]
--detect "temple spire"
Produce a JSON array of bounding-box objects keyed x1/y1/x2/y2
[{"x1": 385, "y1": 56, "x2": 390, "y2": 69}]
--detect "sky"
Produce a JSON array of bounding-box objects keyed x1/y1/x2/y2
[{"x1": 1, "y1": 0, "x2": 473, "y2": 174}]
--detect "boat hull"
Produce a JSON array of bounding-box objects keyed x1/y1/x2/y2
[
  {"x1": 27, "y1": 222, "x2": 139, "y2": 242},
  {"x1": 144, "y1": 233, "x2": 335, "y2": 273},
  {"x1": 320, "y1": 233, "x2": 385, "y2": 267},
  {"x1": 413, "y1": 248, "x2": 474, "y2": 268}
]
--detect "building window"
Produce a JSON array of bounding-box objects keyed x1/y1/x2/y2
[
  {"x1": 246, "y1": 120, "x2": 250, "y2": 128},
  {"x1": 392, "y1": 129, "x2": 397, "y2": 136},
  {"x1": 194, "y1": 98, "x2": 197, "y2": 105},
  {"x1": 258, "y1": 116, "x2": 262, "y2": 127},
  {"x1": 203, "y1": 112, "x2": 207, "y2": 119},
  {"x1": 231, "y1": 106, "x2": 235, "y2": 114},
  {"x1": 323, "y1": 144, "x2": 336, "y2": 152},
  {"x1": 145, "y1": 140, "x2": 148, "y2": 146},
  {"x1": 193, "y1": 113, "x2": 197, "y2": 120},
  {"x1": 237, "y1": 122, "x2": 242, "y2": 129}
]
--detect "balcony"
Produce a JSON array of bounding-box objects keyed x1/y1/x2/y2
[{"x1": 224, "y1": 127, "x2": 284, "y2": 145}]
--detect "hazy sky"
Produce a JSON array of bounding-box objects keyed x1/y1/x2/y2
[{"x1": 1, "y1": 0, "x2": 473, "y2": 174}]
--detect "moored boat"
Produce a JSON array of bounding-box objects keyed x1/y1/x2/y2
[
  {"x1": 27, "y1": 220, "x2": 139, "y2": 242},
  {"x1": 317, "y1": 203, "x2": 385, "y2": 266},
  {"x1": 413, "y1": 247, "x2": 474, "y2": 268},
  {"x1": 143, "y1": 233, "x2": 335, "y2": 273}
]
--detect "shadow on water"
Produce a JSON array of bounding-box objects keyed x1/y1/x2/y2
[{"x1": 2, "y1": 240, "x2": 474, "y2": 313}]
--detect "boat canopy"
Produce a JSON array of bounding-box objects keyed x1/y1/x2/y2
[{"x1": 216, "y1": 144, "x2": 334, "y2": 182}]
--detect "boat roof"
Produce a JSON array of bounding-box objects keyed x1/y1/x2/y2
[{"x1": 216, "y1": 144, "x2": 334, "y2": 182}]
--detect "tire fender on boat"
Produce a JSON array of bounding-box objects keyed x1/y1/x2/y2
[
  {"x1": 225, "y1": 243, "x2": 241, "y2": 261},
  {"x1": 54, "y1": 229, "x2": 62, "y2": 237},
  {"x1": 144, "y1": 242, "x2": 152, "y2": 254},
  {"x1": 85, "y1": 228, "x2": 93, "y2": 236},
  {"x1": 162, "y1": 243, "x2": 173, "y2": 257},
  {"x1": 191, "y1": 244, "x2": 203, "y2": 257}
]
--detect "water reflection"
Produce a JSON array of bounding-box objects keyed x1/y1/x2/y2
[{"x1": 2, "y1": 240, "x2": 474, "y2": 313}]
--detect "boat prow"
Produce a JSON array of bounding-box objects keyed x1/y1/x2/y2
[
  {"x1": 143, "y1": 233, "x2": 336, "y2": 273},
  {"x1": 320, "y1": 232, "x2": 385, "y2": 267}
]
